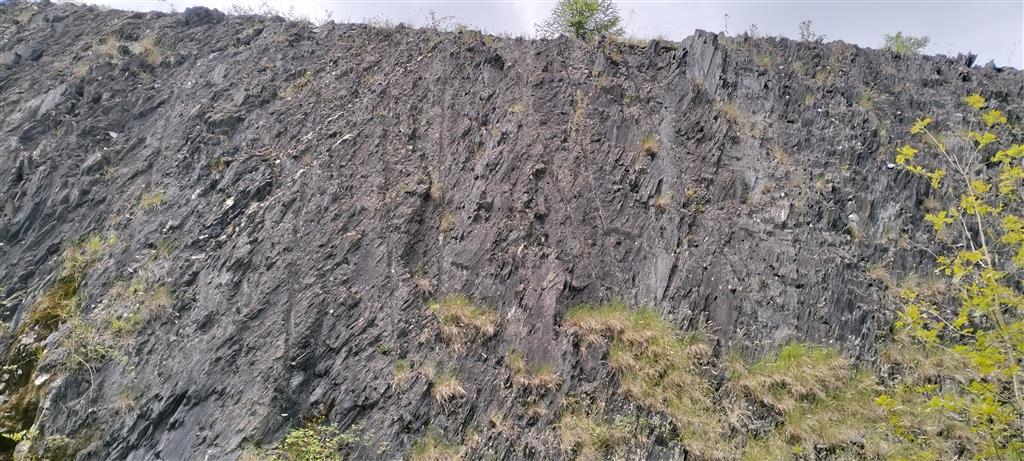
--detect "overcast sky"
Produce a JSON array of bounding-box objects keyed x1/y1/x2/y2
[{"x1": 94, "y1": 1, "x2": 1024, "y2": 68}]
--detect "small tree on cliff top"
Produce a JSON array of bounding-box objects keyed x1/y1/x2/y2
[
  {"x1": 535, "y1": 0, "x2": 624, "y2": 41},
  {"x1": 884, "y1": 32, "x2": 930, "y2": 56},
  {"x1": 883, "y1": 93, "x2": 1024, "y2": 458}
]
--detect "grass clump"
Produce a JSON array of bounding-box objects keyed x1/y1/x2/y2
[
  {"x1": 22, "y1": 234, "x2": 116, "y2": 334},
  {"x1": 428, "y1": 294, "x2": 497, "y2": 350},
  {"x1": 652, "y1": 191, "x2": 671, "y2": 210},
  {"x1": 563, "y1": 301, "x2": 729, "y2": 458},
  {"x1": 728, "y1": 343, "x2": 852, "y2": 413},
  {"x1": 134, "y1": 36, "x2": 161, "y2": 66},
  {"x1": 280, "y1": 71, "x2": 315, "y2": 99},
  {"x1": 410, "y1": 432, "x2": 464, "y2": 461},
  {"x1": 100, "y1": 34, "x2": 120, "y2": 61},
  {"x1": 768, "y1": 144, "x2": 790, "y2": 165},
  {"x1": 393, "y1": 359, "x2": 414, "y2": 388},
  {"x1": 506, "y1": 350, "x2": 562, "y2": 389},
  {"x1": 429, "y1": 372, "x2": 466, "y2": 406},
  {"x1": 137, "y1": 189, "x2": 165, "y2": 212},
  {"x1": 105, "y1": 276, "x2": 173, "y2": 337},
  {"x1": 557, "y1": 410, "x2": 630, "y2": 461},
  {"x1": 731, "y1": 345, "x2": 895, "y2": 459},
  {"x1": 639, "y1": 133, "x2": 660, "y2": 156}
]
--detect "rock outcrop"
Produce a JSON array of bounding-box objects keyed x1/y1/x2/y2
[{"x1": 0, "y1": 2, "x2": 1021, "y2": 460}]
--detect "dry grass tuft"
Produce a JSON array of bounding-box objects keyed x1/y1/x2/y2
[
  {"x1": 430, "y1": 372, "x2": 466, "y2": 406},
  {"x1": 428, "y1": 294, "x2": 497, "y2": 350},
  {"x1": 653, "y1": 191, "x2": 671, "y2": 210},
  {"x1": 506, "y1": 350, "x2": 562, "y2": 390},
  {"x1": 728, "y1": 343, "x2": 852, "y2": 413},
  {"x1": 640, "y1": 133, "x2": 660, "y2": 156},
  {"x1": 136, "y1": 36, "x2": 161, "y2": 66},
  {"x1": 137, "y1": 189, "x2": 165, "y2": 212},
  {"x1": 563, "y1": 301, "x2": 728, "y2": 458},
  {"x1": 768, "y1": 144, "x2": 790, "y2": 165},
  {"x1": 557, "y1": 411, "x2": 630, "y2": 461}
]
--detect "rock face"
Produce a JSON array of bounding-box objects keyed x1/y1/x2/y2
[{"x1": 0, "y1": 2, "x2": 1021, "y2": 460}]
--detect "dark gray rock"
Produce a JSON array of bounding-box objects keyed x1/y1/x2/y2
[
  {"x1": 182, "y1": 6, "x2": 225, "y2": 26},
  {"x1": 0, "y1": 2, "x2": 1021, "y2": 461},
  {"x1": 13, "y1": 42, "x2": 41, "y2": 61}
]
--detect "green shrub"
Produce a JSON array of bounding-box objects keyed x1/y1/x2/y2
[
  {"x1": 798, "y1": 20, "x2": 825, "y2": 42},
  {"x1": 883, "y1": 32, "x2": 929, "y2": 56},
  {"x1": 535, "y1": 0, "x2": 623, "y2": 40},
  {"x1": 276, "y1": 419, "x2": 344, "y2": 461},
  {"x1": 884, "y1": 93, "x2": 1024, "y2": 458}
]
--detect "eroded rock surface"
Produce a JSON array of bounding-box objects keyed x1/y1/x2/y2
[{"x1": 0, "y1": 2, "x2": 1021, "y2": 460}]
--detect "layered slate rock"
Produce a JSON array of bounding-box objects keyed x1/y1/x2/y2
[{"x1": 0, "y1": 2, "x2": 1021, "y2": 460}]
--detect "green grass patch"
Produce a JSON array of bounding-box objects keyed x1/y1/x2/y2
[
  {"x1": 428, "y1": 294, "x2": 497, "y2": 350},
  {"x1": 564, "y1": 301, "x2": 730, "y2": 458}
]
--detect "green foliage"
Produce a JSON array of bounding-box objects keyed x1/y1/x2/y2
[
  {"x1": 1, "y1": 431, "x2": 27, "y2": 443},
  {"x1": 409, "y1": 432, "x2": 464, "y2": 461},
  {"x1": 884, "y1": 32, "x2": 930, "y2": 56},
  {"x1": 275, "y1": 419, "x2": 345, "y2": 461},
  {"x1": 535, "y1": 0, "x2": 624, "y2": 41},
  {"x1": 888, "y1": 93, "x2": 1024, "y2": 459},
  {"x1": 0, "y1": 235, "x2": 114, "y2": 459},
  {"x1": 427, "y1": 294, "x2": 497, "y2": 351}
]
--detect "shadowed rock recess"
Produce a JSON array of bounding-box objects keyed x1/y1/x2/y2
[{"x1": 0, "y1": 2, "x2": 1021, "y2": 460}]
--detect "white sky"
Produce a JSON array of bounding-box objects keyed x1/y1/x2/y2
[{"x1": 92, "y1": 1, "x2": 1024, "y2": 68}]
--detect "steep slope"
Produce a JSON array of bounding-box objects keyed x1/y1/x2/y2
[{"x1": 0, "y1": 2, "x2": 1021, "y2": 460}]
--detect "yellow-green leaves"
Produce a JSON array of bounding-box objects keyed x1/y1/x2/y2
[
  {"x1": 969, "y1": 179, "x2": 991, "y2": 196},
  {"x1": 960, "y1": 193, "x2": 997, "y2": 216},
  {"x1": 896, "y1": 143, "x2": 944, "y2": 188},
  {"x1": 993, "y1": 144, "x2": 1024, "y2": 164},
  {"x1": 924, "y1": 210, "x2": 955, "y2": 232},
  {"x1": 982, "y1": 109, "x2": 1007, "y2": 127},
  {"x1": 1002, "y1": 215, "x2": 1024, "y2": 266},
  {"x1": 1001, "y1": 215, "x2": 1024, "y2": 244},
  {"x1": 896, "y1": 144, "x2": 918, "y2": 165},
  {"x1": 962, "y1": 179, "x2": 995, "y2": 217},
  {"x1": 969, "y1": 131, "x2": 997, "y2": 148},
  {"x1": 875, "y1": 394, "x2": 896, "y2": 410},
  {"x1": 910, "y1": 117, "x2": 932, "y2": 134},
  {"x1": 963, "y1": 93, "x2": 986, "y2": 110},
  {"x1": 889, "y1": 95, "x2": 1024, "y2": 461},
  {"x1": 925, "y1": 169, "x2": 945, "y2": 189},
  {"x1": 999, "y1": 166, "x2": 1024, "y2": 196},
  {"x1": 937, "y1": 249, "x2": 984, "y2": 278}
]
